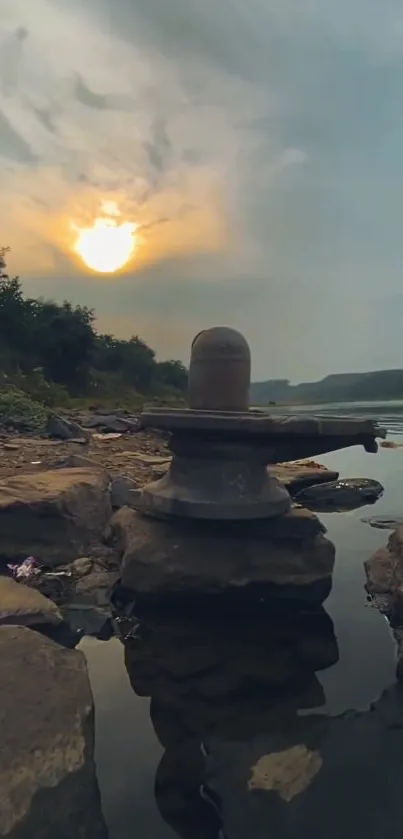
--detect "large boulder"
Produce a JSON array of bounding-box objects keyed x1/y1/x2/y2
[
  {"x1": 0, "y1": 626, "x2": 107, "y2": 839},
  {"x1": 0, "y1": 467, "x2": 111, "y2": 565},
  {"x1": 0, "y1": 576, "x2": 62, "y2": 627},
  {"x1": 365, "y1": 527, "x2": 403, "y2": 603},
  {"x1": 107, "y1": 507, "x2": 335, "y2": 605}
]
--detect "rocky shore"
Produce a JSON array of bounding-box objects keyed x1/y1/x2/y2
[{"x1": 0, "y1": 408, "x2": 393, "y2": 837}]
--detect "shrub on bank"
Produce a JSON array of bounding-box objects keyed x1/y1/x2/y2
[{"x1": 0, "y1": 388, "x2": 48, "y2": 432}]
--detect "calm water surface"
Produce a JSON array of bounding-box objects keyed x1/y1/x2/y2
[{"x1": 82, "y1": 401, "x2": 403, "y2": 839}]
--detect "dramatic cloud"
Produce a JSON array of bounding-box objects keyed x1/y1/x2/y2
[{"x1": 1, "y1": 0, "x2": 403, "y2": 377}]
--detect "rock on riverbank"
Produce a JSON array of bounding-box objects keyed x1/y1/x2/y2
[
  {"x1": 0, "y1": 466, "x2": 111, "y2": 565},
  {"x1": 107, "y1": 506, "x2": 335, "y2": 606},
  {"x1": 0, "y1": 626, "x2": 107, "y2": 839}
]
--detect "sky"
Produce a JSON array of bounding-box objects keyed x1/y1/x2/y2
[{"x1": 1, "y1": 0, "x2": 403, "y2": 381}]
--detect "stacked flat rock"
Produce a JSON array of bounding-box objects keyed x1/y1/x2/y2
[{"x1": 107, "y1": 505, "x2": 335, "y2": 606}]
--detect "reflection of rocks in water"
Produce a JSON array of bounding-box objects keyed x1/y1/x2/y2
[
  {"x1": 0, "y1": 626, "x2": 108, "y2": 839},
  {"x1": 123, "y1": 607, "x2": 339, "y2": 839},
  {"x1": 204, "y1": 684, "x2": 403, "y2": 839},
  {"x1": 108, "y1": 506, "x2": 335, "y2": 608}
]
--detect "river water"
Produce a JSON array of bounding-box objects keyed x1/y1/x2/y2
[{"x1": 82, "y1": 401, "x2": 403, "y2": 838}]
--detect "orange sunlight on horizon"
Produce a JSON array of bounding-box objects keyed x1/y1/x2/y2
[{"x1": 72, "y1": 201, "x2": 137, "y2": 273}]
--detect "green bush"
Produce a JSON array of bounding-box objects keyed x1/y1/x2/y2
[
  {"x1": 5, "y1": 369, "x2": 70, "y2": 408},
  {"x1": 0, "y1": 388, "x2": 48, "y2": 431}
]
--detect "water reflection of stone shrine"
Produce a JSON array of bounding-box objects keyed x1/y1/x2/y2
[
  {"x1": 122, "y1": 606, "x2": 339, "y2": 839},
  {"x1": 122, "y1": 605, "x2": 403, "y2": 839}
]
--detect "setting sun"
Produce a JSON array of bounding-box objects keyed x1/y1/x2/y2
[{"x1": 72, "y1": 203, "x2": 137, "y2": 273}]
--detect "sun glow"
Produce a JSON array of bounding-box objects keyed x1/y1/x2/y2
[{"x1": 72, "y1": 202, "x2": 137, "y2": 273}]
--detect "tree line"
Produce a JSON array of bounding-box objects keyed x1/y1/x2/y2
[{"x1": 0, "y1": 248, "x2": 187, "y2": 403}]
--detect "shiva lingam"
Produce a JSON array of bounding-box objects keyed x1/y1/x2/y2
[{"x1": 139, "y1": 327, "x2": 386, "y2": 521}]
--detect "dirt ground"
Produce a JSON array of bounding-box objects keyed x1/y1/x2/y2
[{"x1": 0, "y1": 430, "x2": 171, "y2": 487}]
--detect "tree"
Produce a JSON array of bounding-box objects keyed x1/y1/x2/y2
[
  {"x1": 154, "y1": 359, "x2": 188, "y2": 392},
  {"x1": 93, "y1": 334, "x2": 156, "y2": 392},
  {"x1": 0, "y1": 246, "x2": 188, "y2": 399},
  {"x1": 0, "y1": 256, "x2": 34, "y2": 369},
  {"x1": 28, "y1": 300, "x2": 95, "y2": 390}
]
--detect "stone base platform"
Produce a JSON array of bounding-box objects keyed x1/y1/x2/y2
[{"x1": 106, "y1": 507, "x2": 335, "y2": 607}]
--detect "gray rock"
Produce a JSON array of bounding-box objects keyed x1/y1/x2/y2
[
  {"x1": 107, "y1": 507, "x2": 335, "y2": 603},
  {"x1": 294, "y1": 477, "x2": 384, "y2": 511},
  {"x1": 79, "y1": 413, "x2": 141, "y2": 433},
  {"x1": 0, "y1": 467, "x2": 111, "y2": 565},
  {"x1": 0, "y1": 626, "x2": 107, "y2": 838},
  {"x1": 46, "y1": 413, "x2": 90, "y2": 442},
  {"x1": 362, "y1": 515, "x2": 403, "y2": 530},
  {"x1": 110, "y1": 476, "x2": 142, "y2": 510},
  {"x1": 74, "y1": 564, "x2": 119, "y2": 609},
  {"x1": 0, "y1": 576, "x2": 63, "y2": 627}
]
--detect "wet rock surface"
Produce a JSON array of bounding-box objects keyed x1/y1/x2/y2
[
  {"x1": 365, "y1": 527, "x2": 403, "y2": 605},
  {"x1": 294, "y1": 477, "x2": 384, "y2": 511},
  {"x1": 0, "y1": 466, "x2": 111, "y2": 565},
  {"x1": 108, "y1": 507, "x2": 335, "y2": 605},
  {"x1": 362, "y1": 515, "x2": 403, "y2": 530},
  {"x1": 364, "y1": 530, "x2": 403, "y2": 683},
  {"x1": 0, "y1": 626, "x2": 107, "y2": 839}
]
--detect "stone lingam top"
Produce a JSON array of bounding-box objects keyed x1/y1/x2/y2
[
  {"x1": 188, "y1": 327, "x2": 251, "y2": 412},
  {"x1": 139, "y1": 327, "x2": 387, "y2": 520}
]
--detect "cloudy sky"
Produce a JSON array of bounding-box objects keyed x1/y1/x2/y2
[{"x1": 1, "y1": 0, "x2": 403, "y2": 380}]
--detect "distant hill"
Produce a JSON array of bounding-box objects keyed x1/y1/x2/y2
[{"x1": 250, "y1": 369, "x2": 403, "y2": 405}]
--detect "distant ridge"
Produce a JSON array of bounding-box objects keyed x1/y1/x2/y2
[{"x1": 250, "y1": 369, "x2": 403, "y2": 405}]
